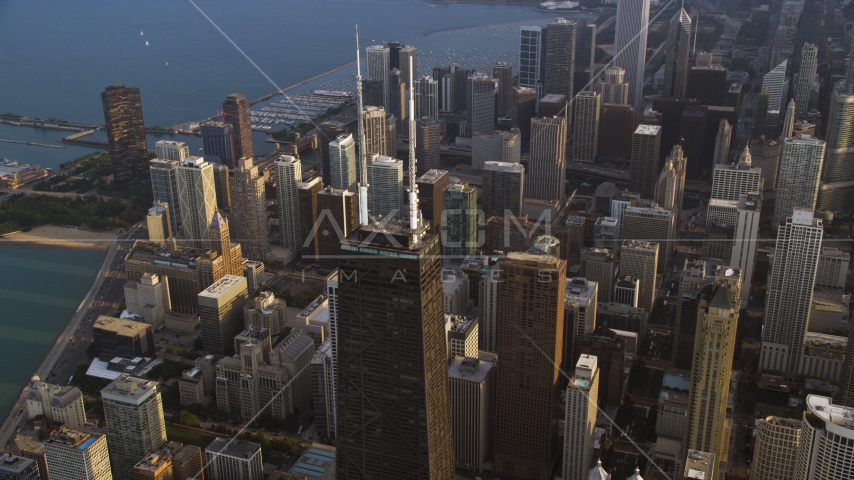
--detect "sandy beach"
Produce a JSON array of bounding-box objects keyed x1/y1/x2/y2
[{"x1": 1, "y1": 225, "x2": 117, "y2": 249}]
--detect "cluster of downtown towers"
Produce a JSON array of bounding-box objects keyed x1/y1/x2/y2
[{"x1": 89, "y1": 0, "x2": 854, "y2": 478}]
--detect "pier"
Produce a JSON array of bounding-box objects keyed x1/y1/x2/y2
[{"x1": 0, "y1": 139, "x2": 65, "y2": 149}]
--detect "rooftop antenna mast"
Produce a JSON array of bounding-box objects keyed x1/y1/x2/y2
[
  {"x1": 355, "y1": 24, "x2": 370, "y2": 227},
  {"x1": 407, "y1": 56, "x2": 422, "y2": 241}
]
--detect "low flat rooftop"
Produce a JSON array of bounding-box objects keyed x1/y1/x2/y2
[
  {"x1": 94, "y1": 315, "x2": 150, "y2": 337},
  {"x1": 199, "y1": 275, "x2": 246, "y2": 299}
]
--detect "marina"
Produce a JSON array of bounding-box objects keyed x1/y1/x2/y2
[{"x1": 250, "y1": 92, "x2": 351, "y2": 131}]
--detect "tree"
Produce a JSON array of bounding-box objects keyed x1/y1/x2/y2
[
  {"x1": 175, "y1": 410, "x2": 200, "y2": 428},
  {"x1": 167, "y1": 346, "x2": 179, "y2": 355}
]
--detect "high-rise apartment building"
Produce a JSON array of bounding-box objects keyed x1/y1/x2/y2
[
  {"x1": 315, "y1": 187, "x2": 358, "y2": 264},
  {"x1": 398, "y1": 44, "x2": 417, "y2": 90},
  {"x1": 543, "y1": 18, "x2": 577, "y2": 102},
  {"x1": 482, "y1": 161, "x2": 525, "y2": 219},
  {"x1": 133, "y1": 453, "x2": 172, "y2": 480},
  {"x1": 442, "y1": 184, "x2": 477, "y2": 259},
  {"x1": 124, "y1": 272, "x2": 170, "y2": 327},
  {"x1": 761, "y1": 209, "x2": 824, "y2": 373},
  {"x1": 416, "y1": 118, "x2": 441, "y2": 174},
  {"x1": 44, "y1": 427, "x2": 112, "y2": 480},
  {"x1": 417, "y1": 169, "x2": 449, "y2": 235},
  {"x1": 472, "y1": 129, "x2": 521, "y2": 170},
  {"x1": 794, "y1": 43, "x2": 818, "y2": 117},
  {"x1": 415, "y1": 75, "x2": 439, "y2": 121},
  {"x1": 774, "y1": 136, "x2": 825, "y2": 228},
  {"x1": 494, "y1": 250, "x2": 566, "y2": 480},
  {"x1": 229, "y1": 157, "x2": 268, "y2": 261},
  {"x1": 448, "y1": 357, "x2": 495, "y2": 473},
  {"x1": 363, "y1": 106, "x2": 388, "y2": 157},
  {"x1": 573, "y1": 19, "x2": 596, "y2": 96},
  {"x1": 818, "y1": 86, "x2": 854, "y2": 217},
  {"x1": 623, "y1": 206, "x2": 673, "y2": 274},
  {"x1": 582, "y1": 247, "x2": 616, "y2": 303},
  {"x1": 711, "y1": 146, "x2": 762, "y2": 201},
  {"x1": 494, "y1": 62, "x2": 513, "y2": 115},
  {"x1": 222, "y1": 93, "x2": 253, "y2": 162},
  {"x1": 367, "y1": 155, "x2": 403, "y2": 220},
  {"x1": 150, "y1": 159, "x2": 181, "y2": 236},
  {"x1": 680, "y1": 282, "x2": 740, "y2": 480},
  {"x1": 527, "y1": 116, "x2": 567, "y2": 200},
  {"x1": 204, "y1": 438, "x2": 262, "y2": 480},
  {"x1": 573, "y1": 90, "x2": 600, "y2": 163},
  {"x1": 26, "y1": 377, "x2": 86, "y2": 428},
  {"x1": 0, "y1": 454, "x2": 39, "y2": 480},
  {"x1": 102, "y1": 84, "x2": 148, "y2": 185},
  {"x1": 512, "y1": 86, "x2": 537, "y2": 146},
  {"x1": 598, "y1": 104, "x2": 636, "y2": 160},
  {"x1": 155, "y1": 140, "x2": 188, "y2": 162},
  {"x1": 519, "y1": 26, "x2": 544, "y2": 96},
  {"x1": 564, "y1": 277, "x2": 599, "y2": 368},
  {"x1": 793, "y1": 395, "x2": 854, "y2": 479},
  {"x1": 629, "y1": 125, "x2": 662, "y2": 200},
  {"x1": 597, "y1": 66, "x2": 630, "y2": 104},
  {"x1": 764, "y1": 60, "x2": 788, "y2": 115},
  {"x1": 730, "y1": 193, "x2": 761, "y2": 308},
  {"x1": 336, "y1": 226, "x2": 454, "y2": 480},
  {"x1": 469, "y1": 75, "x2": 499, "y2": 136},
  {"x1": 198, "y1": 275, "x2": 249, "y2": 357},
  {"x1": 176, "y1": 157, "x2": 217, "y2": 249},
  {"x1": 663, "y1": 9, "x2": 691, "y2": 99},
  {"x1": 752, "y1": 416, "x2": 802, "y2": 480},
  {"x1": 613, "y1": 0, "x2": 650, "y2": 114},
  {"x1": 562, "y1": 355, "x2": 599, "y2": 480},
  {"x1": 212, "y1": 164, "x2": 231, "y2": 210},
  {"x1": 200, "y1": 121, "x2": 235, "y2": 166},
  {"x1": 328, "y1": 133, "x2": 357, "y2": 191},
  {"x1": 101, "y1": 376, "x2": 167, "y2": 480},
  {"x1": 146, "y1": 203, "x2": 171, "y2": 243},
  {"x1": 274, "y1": 155, "x2": 302, "y2": 252},
  {"x1": 620, "y1": 240, "x2": 659, "y2": 314}
]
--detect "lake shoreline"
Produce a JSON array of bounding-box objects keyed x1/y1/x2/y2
[{"x1": 1, "y1": 225, "x2": 117, "y2": 250}]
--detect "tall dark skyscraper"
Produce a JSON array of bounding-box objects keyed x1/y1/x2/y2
[
  {"x1": 335, "y1": 227, "x2": 454, "y2": 480},
  {"x1": 680, "y1": 105, "x2": 708, "y2": 179},
  {"x1": 573, "y1": 19, "x2": 597, "y2": 97},
  {"x1": 543, "y1": 18, "x2": 577, "y2": 104},
  {"x1": 493, "y1": 250, "x2": 567, "y2": 480},
  {"x1": 663, "y1": 9, "x2": 691, "y2": 99},
  {"x1": 794, "y1": 0, "x2": 824, "y2": 68},
  {"x1": 102, "y1": 84, "x2": 148, "y2": 186},
  {"x1": 222, "y1": 93, "x2": 253, "y2": 162},
  {"x1": 598, "y1": 104, "x2": 636, "y2": 160},
  {"x1": 415, "y1": 117, "x2": 441, "y2": 174},
  {"x1": 417, "y1": 169, "x2": 450, "y2": 235},
  {"x1": 494, "y1": 62, "x2": 514, "y2": 115},
  {"x1": 512, "y1": 86, "x2": 538, "y2": 146},
  {"x1": 200, "y1": 122, "x2": 235, "y2": 166}
]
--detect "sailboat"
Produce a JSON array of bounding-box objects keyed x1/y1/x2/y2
[
  {"x1": 145, "y1": 40, "x2": 149, "y2": 46},
  {"x1": 140, "y1": 31, "x2": 144, "y2": 36}
]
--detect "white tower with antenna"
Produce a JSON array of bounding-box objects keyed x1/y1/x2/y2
[
  {"x1": 355, "y1": 25, "x2": 370, "y2": 227},
  {"x1": 407, "y1": 57, "x2": 423, "y2": 243}
]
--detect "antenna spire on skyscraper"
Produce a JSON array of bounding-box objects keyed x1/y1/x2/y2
[{"x1": 355, "y1": 24, "x2": 370, "y2": 226}]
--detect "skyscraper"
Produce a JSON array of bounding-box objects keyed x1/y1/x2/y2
[
  {"x1": 573, "y1": 19, "x2": 596, "y2": 96},
  {"x1": 146, "y1": 204, "x2": 170, "y2": 244},
  {"x1": 399, "y1": 45, "x2": 417, "y2": 91},
  {"x1": 527, "y1": 116, "x2": 567, "y2": 200},
  {"x1": 448, "y1": 357, "x2": 495, "y2": 473},
  {"x1": 794, "y1": 43, "x2": 819, "y2": 117},
  {"x1": 613, "y1": 0, "x2": 650, "y2": 114},
  {"x1": 363, "y1": 106, "x2": 388, "y2": 157},
  {"x1": 150, "y1": 159, "x2": 181, "y2": 236},
  {"x1": 782, "y1": 99, "x2": 797, "y2": 139},
  {"x1": 494, "y1": 62, "x2": 513, "y2": 115},
  {"x1": 469, "y1": 75, "x2": 499, "y2": 135},
  {"x1": 442, "y1": 184, "x2": 477, "y2": 259},
  {"x1": 572, "y1": 90, "x2": 600, "y2": 163},
  {"x1": 623, "y1": 206, "x2": 674, "y2": 273},
  {"x1": 155, "y1": 140, "x2": 188, "y2": 161},
  {"x1": 663, "y1": 8, "x2": 691, "y2": 99},
  {"x1": 482, "y1": 161, "x2": 525, "y2": 219},
  {"x1": 620, "y1": 240, "x2": 659, "y2": 314},
  {"x1": 204, "y1": 438, "x2": 263, "y2": 480},
  {"x1": 200, "y1": 122, "x2": 235, "y2": 166},
  {"x1": 712, "y1": 118, "x2": 732, "y2": 165},
  {"x1": 628, "y1": 125, "x2": 662, "y2": 200},
  {"x1": 562, "y1": 355, "x2": 599, "y2": 480},
  {"x1": 654, "y1": 144, "x2": 687, "y2": 213},
  {"x1": 320, "y1": 122, "x2": 348, "y2": 187},
  {"x1": 101, "y1": 376, "x2": 167, "y2": 480},
  {"x1": 597, "y1": 66, "x2": 630, "y2": 104},
  {"x1": 416, "y1": 169, "x2": 449, "y2": 235},
  {"x1": 0, "y1": 454, "x2": 39, "y2": 480},
  {"x1": 366, "y1": 45, "x2": 391, "y2": 109},
  {"x1": 543, "y1": 18, "x2": 577, "y2": 102},
  {"x1": 212, "y1": 163, "x2": 231, "y2": 210},
  {"x1": 274, "y1": 155, "x2": 302, "y2": 252},
  {"x1": 367, "y1": 155, "x2": 403, "y2": 220},
  {"x1": 229, "y1": 157, "x2": 268, "y2": 261},
  {"x1": 102, "y1": 84, "x2": 148, "y2": 186},
  {"x1": 198, "y1": 275, "x2": 249, "y2": 357},
  {"x1": 763, "y1": 60, "x2": 788, "y2": 116},
  {"x1": 822, "y1": 86, "x2": 854, "y2": 184},
  {"x1": 773, "y1": 136, "x2": 825, "y2": 228},
  {"x1": 794, "y1": 0, "x2": 824, "y2": 68},
  {"x1": 519, "y1": 26, "x2": 544, "y2": 97},
  {"x1": 222, "y1": 93, "x2": 253, "y2": 162},
  {"x1": 472, "y1": 130, "x2": 521, "y2": 170},
  {"x1": 415, "y1": 117, "x2": 441, "y2": 174},
  {"x1": 415, "y1": 75, "x2": 439, "y2": 121},
  {"x1": 598, "y1": 104, "x2": 636, "y2": 159},
  {"x1": 730, "y1": 193, "x2": 761, "y2": 308},
  {"x1": 512, "y1": 86, "x2": 538, "y2": 146},
  {"x1": 44, "y1": 427, "x2": 112, "y2": 480},
  {"x1": 711, "y1": 146, "x2": 763, "y2": 201},
  {"x1": 760, "y1": 208, "x2": 823, "y2": 373},
  {"x1": 328, "y1": 133, "x2": 357, "y2": 191},
  {"x1": 315, "y1": 187, "x2": 358, "y2": 264},
  {"x1": 176, "y1": 157, "x2": 217, "y2": 249},
  {"x1": 335, "y1": 226, "x2": 455, "y2": 480},
  {"x1": 493, "y1": 250, "x2": 566, "y2": 480},
  {"x1": 752, "y1": 416, "x2": 802, "y2": 480},
  {"x1": 680, "y1": 281, "x2": 740, "y2": 480},
  {"x1": 793, "y1": 395, "x2": 854, "y2": 479}
]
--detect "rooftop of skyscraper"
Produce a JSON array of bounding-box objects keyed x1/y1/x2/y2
[
  {"x1": 94, "y1": 315, "x2": 150, "y2": 337},
  {"x1": 566, "y1": 277, "x2": 597, "y2": 306},
  {"x1": 101, "y1": 375, "x2": 158, "y2": 403},
  {"x1": 806, "y1": 394, "x2": 854, "y2": 430},
  {"x1": 416, "y1": 169, "x2": 449, "y2": 184},
  {"x1": 448, "y1": 356, "x2": 493, "y2": 383},
  {"x1": 206, "y1": 437, "x2": 261, "y2": 458},
  {"x1": 446, "y1": 314, "x2": 476, "y2": 334},
  {"x1": 198, "y1": 275, "x2": 246, "y2": 299},
  {"x1": 44, "y1": 426, "x2": 100, "y2": 449}
]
